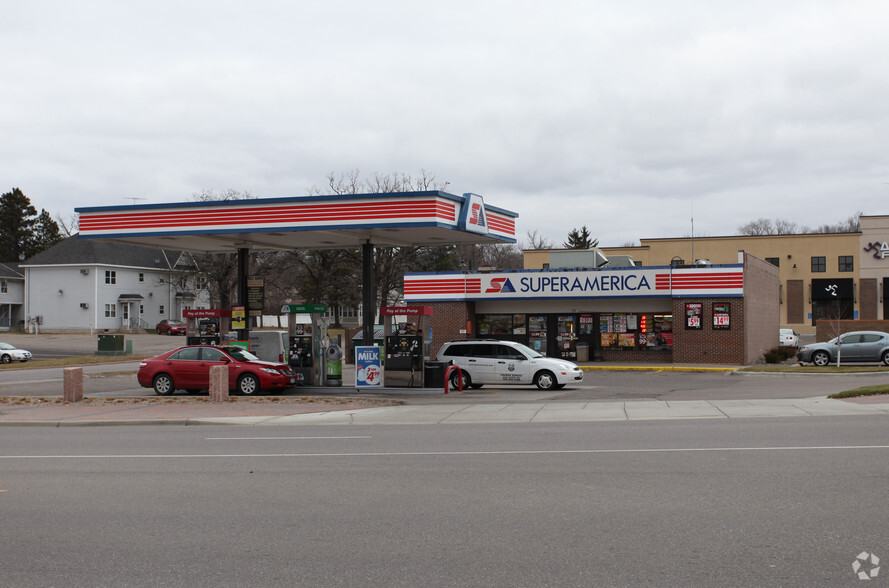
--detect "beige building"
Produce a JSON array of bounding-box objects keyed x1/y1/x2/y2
[{"x1": 525, "y1": 215, "x2": 889, "y2": 334}]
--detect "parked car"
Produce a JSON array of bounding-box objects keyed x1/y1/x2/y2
[
  {"x1": 437, "y1": 339, "x2": 584, "y2": 390},
  {"x1": 797, "y1": 331, "x2": 889, "y2": 366},
  {"x1": 0, "y1": 342, "x2": 32, "y2": 363},
  {"x1": 156, "y1": 319, "x2": 187, "y2": 335},
  {"x1": 779, "y1": 328, "x2": 800, "y2": 347},
  {"x1": 137, "y1": 345, "x2": 297, "y2": 395}
]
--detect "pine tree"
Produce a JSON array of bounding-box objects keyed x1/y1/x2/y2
[
  {"x1": 562, "y1": 225, "x2": 598, "y2": 249},
  {"x1": 0, "y1": 188, "x2": 38, "y2": 261}
]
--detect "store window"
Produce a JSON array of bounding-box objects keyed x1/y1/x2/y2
[
  {"x1": 811, "y1": 256, "x2": 826, "y2": 272},
  {"x1": 765, "y1": 257, "x2": 779, "y2": 267},
  {"x1": 838, "y1": 256, "x2": 854, "y2": 272},
  {"x1": 557, "y1": 315, "x2": 577, "y2": 359},
  {"x1": 477, "y1": 314, "x2": 527, "y2": 337},
  {"x1": 600, "y1": 313, "x2": 672, "y2": 350},
  {"x1": 528, "y1": 315, "x2": 547, "y2": 353}
]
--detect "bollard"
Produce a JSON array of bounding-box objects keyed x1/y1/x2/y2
[
  {"x1": 209, "y1": 365, "x2": 229, "y2": 402},
  {"x1": 63, "y1": 367, "x2": 83, "y2": 402},
  {"x1": 443, "y1": 366, "x2": 463, "y2": 395}
]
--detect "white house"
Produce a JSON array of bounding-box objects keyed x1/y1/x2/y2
[
  {"x1": 22, "y1": 236, "x2": 209, "y2": 333},
  {"x1": 0, "y1": 263, "x2": 25, "y2": 331}
]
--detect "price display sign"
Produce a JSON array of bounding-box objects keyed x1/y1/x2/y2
[{"x1": 712, "y1": 303, "x2": 731, "y2": 329}]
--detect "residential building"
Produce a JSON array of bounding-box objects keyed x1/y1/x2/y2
[{"x1": 0, "y1": 263, "x2": 25, "y2": 331}]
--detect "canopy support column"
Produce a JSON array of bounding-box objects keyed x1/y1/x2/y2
[
  {"x1": 362, "y1": 242, "x2": 375, "y2": 346},
  {"x1": 237, "y1": 247, "x2": 249, "y2": 341}
]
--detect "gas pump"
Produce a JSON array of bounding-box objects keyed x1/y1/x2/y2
[
  {"x1": 380, "y1": 306, "x2": 433, "y2": 388},
  {"x1": 282, "y1": 303, "x2": 329, "y2": 386},
  {"x1": 183, "y1": 309, "x2": 228, "y2": 346}
]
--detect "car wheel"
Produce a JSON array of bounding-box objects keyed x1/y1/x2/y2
[
  {"x1": 448, "y1": 369, "x2": 469, "y2": 390},
  {"x1": 882, "y1": 351, "x2": 889, "y2": 367},
  {"x1": 534, "y1": 370, "x2": 557, "y2": 390},
  {"x1": 237, "y1": 374, "x2": 260, "y2": 395},
  {"x1": 812, "y1": 350, "x2": 831, "y2": 367},
  {"x1": 152, "y1": 373, "x2": 175, "y2": 396},
  {"x1": 0, "y1": 354, "x2": 11, "y2": 364}
]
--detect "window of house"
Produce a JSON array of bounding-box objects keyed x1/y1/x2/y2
[
  {"x1": 196, "y1": 276, "x2": 207, "y2": 289},
  {"x1": 105, "y1": 270, "x2": 116, "y2": 284},
  {"x1": 0, "y1": 281, "x2": 6, "y2": 293},
  {"x1": 138, "y1": 273, "x2": 144, "y2": 282},
  {"x1": 811, "y1": 256, "x2": 826, "y2": 272},
  {"x1": 139, "y1": 304, "x2": 144, "y2": 314},
  {"x1": 838, "y1": 256, "x2": 854, "y2": 272},
  {"x1": 104, "y1": 304, "x2": 116, "y2": 318},
  {"x1": 765, "y1": 257, "x2": 780, "y2": 267},
  {"x1": 159, "y1": 305, "x2": 165, "y2": 314}
]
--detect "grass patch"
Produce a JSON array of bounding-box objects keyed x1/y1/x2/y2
[
  {"x1": 0, "y1": 354, "x2": 150, "y2": 370},
  {"x1": 829, "y1": 385, "x2": 889, "y2": 399},
  {"x1": 739, "y1": 365, "x2": 889, "y2": 373}
]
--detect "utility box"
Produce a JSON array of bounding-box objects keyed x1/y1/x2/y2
[{"x1": 96, "y1": 334, "x2": 126, "y2": 356}]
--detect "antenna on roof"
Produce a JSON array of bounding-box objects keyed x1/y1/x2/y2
[{"x1": 126, "y1": 197, "x2": 147, "y2": 205}]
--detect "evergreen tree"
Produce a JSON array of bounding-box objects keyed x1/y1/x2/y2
[
  {"x1": 562, "y1": 225, "x2": 598, "y2": 249},
  {"x1": 31, "y1": 209, "x2": 64, "y2": 255},
  {"x1": 0, "y1": 188, "x2": 38, "y2": 261}
]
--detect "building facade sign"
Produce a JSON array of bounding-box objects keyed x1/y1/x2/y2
[{"x1": 405, "y1": 266, "x2": 744, "y2": 302}]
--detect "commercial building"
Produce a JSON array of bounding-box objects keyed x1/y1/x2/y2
[
  {"x1": 525, "y1": 215, "x2": 889, "y2": 334},
  {"x1": 405, "y1": 252, "x2": 778, "y2": 365}
]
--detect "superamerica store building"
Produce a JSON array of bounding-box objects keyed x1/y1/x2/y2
[{"x1": 405, "y1": 253, "x2": 778, "y2": 365}]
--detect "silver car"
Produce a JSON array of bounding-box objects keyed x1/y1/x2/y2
[
  {"x1": 0, "y1": 342, "x2": 32, "y2": 363},
  {"x1": 797, "y1": 331, "x2": 889, "y2": 366}
]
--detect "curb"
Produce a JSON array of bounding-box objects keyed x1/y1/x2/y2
[{"x1": 580, "y1": 365, "x2": 737, "y2": 373}]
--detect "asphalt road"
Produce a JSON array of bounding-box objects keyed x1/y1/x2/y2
[{"x1": 1, "y1": 416, "x2": 887, "y2": 586}]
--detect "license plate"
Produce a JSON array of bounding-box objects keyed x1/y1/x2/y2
[{"x1": 289, "y1": 378, "x2": 296, "y2": 384}]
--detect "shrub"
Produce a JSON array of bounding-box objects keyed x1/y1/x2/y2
[{"x1": 763, "y1": 345, "x2": 798, "y2": 364}]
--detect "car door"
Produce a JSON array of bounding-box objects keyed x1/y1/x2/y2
[
  {"x1": 837, "y1": 333, "x2": 864, "y2": 360},
  {"x1": 466, "y1": 343, "x2": 497, "y2": 383},
  {"x1": 858, "y1": 333, "x2": 886, "y2": 361},
  {"x1": 166, "y1": 347, "x2": 202, "y2": 387},
  {"x1": 492, "y1": 344, "x2": 531, "y2": 384},
  {"x1": 199, "y1": 347, "x2": 231, "y2": 389}
]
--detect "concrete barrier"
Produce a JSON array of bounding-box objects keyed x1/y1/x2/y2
[
  {"x1": 209, "y1": 365, "x2": 229, "y2": 402},
  {"x1": 63, "y1": 367, "x2": 83, "y2": 402}
]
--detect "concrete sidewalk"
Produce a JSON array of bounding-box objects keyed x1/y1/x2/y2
[{"x1": 1, "y1": 394, "x2": 888, "y2": 427}]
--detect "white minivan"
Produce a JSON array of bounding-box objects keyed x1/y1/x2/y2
[{"x1": 437, "y1": 339, "x2": 583, "y2": 390}]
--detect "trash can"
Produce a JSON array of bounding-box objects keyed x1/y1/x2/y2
[
  {"x1": 575, "y1": 342, "x2": 590, "y2": 362},
  {"x1": 326, "y1": 343, "x2": 343, "y2": 387},
  {"x1": 423, "y1": 361, "x2": 448, "y2": 388}
]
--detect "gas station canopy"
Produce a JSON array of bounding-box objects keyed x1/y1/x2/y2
[{"x1": 75, "y1": 191, "x2": 517, "y2": 252}]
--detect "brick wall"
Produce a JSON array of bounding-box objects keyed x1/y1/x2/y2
[
  {"x1": 860, "y1": 278, "x2": 878, "y2": 320},
  {"x1": 743, "y1": 254, "x2": 780, "y2": 364},
  {"x1": 428, "y1": 301, "x2": 476, "y2": 357},
  {"x1": 671, "y1": 297, "x2": 745, "y2": 364},
  {"x1": 815, "y1": 319, "x2": 889, "y2": 342},
  {"x1": 786, "y1": 280, "x2": 804, "y2": 324}
]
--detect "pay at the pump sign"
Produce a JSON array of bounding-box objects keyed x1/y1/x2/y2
[{"x1": 355, "y1": 346, "x2": 382, "y2": 388}]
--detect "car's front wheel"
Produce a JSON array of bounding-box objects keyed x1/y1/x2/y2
[
  {"x1": 534, "y1": 370, "x2": 557, "y2": 390},
  {"x1": 0, "y1": 354, "x2": 11, "y2": 364},
  {"x1": 237, "y1": 374, "x2": 260, "y2": 395},
  {"x1": 882, "y1": 351, "x2": 889, "y2": 367},
  {"x1": 812, "y1": 350, "x2": 831, "y2": 367},
  {"x1": 152, "y1": 373, "x2": 175, "y2": 396}
]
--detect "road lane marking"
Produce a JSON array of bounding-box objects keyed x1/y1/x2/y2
[
  {"x1": 1, "y1": 445, "x2": 889, "y2": 459},
  {"x1": 204, "y1": 436, "x2": 373, "y2": 440}
]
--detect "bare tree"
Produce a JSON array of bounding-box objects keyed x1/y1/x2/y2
[{"x1": 522, "y1": 230, "x2": 554, "y2": 250}]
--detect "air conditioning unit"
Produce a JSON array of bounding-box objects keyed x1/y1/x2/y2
[
  {"x1": 80, "y1": 303, "x2": 89, "y2": 309},
  {"x1": 80, "y1": 269, "x2": 90, "y2": 275}
]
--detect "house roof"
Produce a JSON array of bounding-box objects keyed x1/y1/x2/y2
[
  {"x1": 0, "y1": 263, "x2": 24, "y2": 279},
  {"x1": 21, "y1": 236, "x2": 189, "y2": 270}
]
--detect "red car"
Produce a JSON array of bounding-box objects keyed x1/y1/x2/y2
[
  {"x1": 137, "y1": 345, "x2": 297, "y2": 395},
  {"x1": 156, "y1": 319, "x2": 187, "y2": 335}
]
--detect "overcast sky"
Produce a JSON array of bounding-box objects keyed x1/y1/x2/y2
[{"x1": 3, "y1": 1, "x2": 888, "y2": 248}]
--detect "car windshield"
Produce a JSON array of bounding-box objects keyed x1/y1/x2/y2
[
  {"x1": 224, "y1": 347, "x2": 261, "y2": 362},
  {"x1": 168, "y1": 320, "x2": 184, "y2": 325},
  {"x1": 512, "y1": 342, "x2": 544, "y2": 359},
  {"x1": 0, "y1": 343, "x2": 13, "y2": 350}
]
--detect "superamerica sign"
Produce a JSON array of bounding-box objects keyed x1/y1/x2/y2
[{"x1": 404, "y1": 266, "x2": 744, "y2": 301}]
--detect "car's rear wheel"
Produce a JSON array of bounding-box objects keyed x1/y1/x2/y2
[
  {"x1": 882, "y1": 351, "x2": 889, "y2": 366},
  {"x1": 0, "y1": 354, "x2": 11, "y2": 364},
  {"x1": 812, "y1": 350, "x2": 831, "y2": 367},
  {"x1": 152, "y1": 373, "x2": 175, "y2": 396},
  {"x1": 237, "y1": 374, "x2": 260, "y2": 395},
  {"x1": 534, "y1": 370, "x2": 557, "y2": 390},
  {"x1": 448, "y1": 369, "x2": 469, "y2": 390}
]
